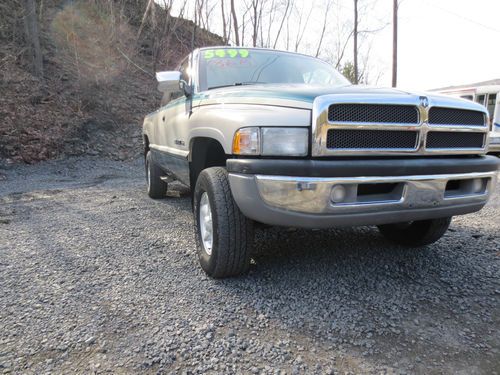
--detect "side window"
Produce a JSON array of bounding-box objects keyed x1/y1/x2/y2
[
  {"x1": 476, "y1": 94, "x2": 486, "y2": 106},
  {"x1": 180, "y1": 58, "x2": 190, "y2": 84},
  {"x1": 487, "y1": 93, "x2": 496, "y2": 119},
  {"x1": 170, "y1": 57, "x2": 190, "y2": 100}
]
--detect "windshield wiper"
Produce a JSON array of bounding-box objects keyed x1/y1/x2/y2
[{"x1": 207, "y1": 82, "x2": 265, "y2": 90}]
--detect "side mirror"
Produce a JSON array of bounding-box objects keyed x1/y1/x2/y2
[
  {"x1": 156, "y1": 71, "x2": 181, "y2": 95},
  {"x1": 156, "y1": 71, "x2": 192, "y2": 105}
]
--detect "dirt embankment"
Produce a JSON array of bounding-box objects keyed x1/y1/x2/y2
[{"x1": 0, "y1": 0, "x2": 223, "y2": 164}]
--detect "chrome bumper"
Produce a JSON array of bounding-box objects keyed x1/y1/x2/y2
[
  {"x1": 489, "y1": 134, "x2": 500, "y2": 152},
  {"x1": 254, "y1": 172, "x2": 496, "y2": 214},
  {"x1": 228, "y1": 171, "x2": 497, "y2": 228}
]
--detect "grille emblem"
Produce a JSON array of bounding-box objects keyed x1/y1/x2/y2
[{"x1": 419, "y1": 96, "x2": 429, "y2": 108}]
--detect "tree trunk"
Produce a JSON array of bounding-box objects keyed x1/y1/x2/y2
[
  {"x1": 137, "y1": 0, "x2": 153, "y2": 39},
  {"x1": 353, "y1": 0, "x2": 358, "y2": 84},
  {"x1": 23, "y1": 0, "x2": 43, "y2": 79},
  {"x1": 191, "y1": 4, "x2": 198, "y2": 50},
  {"x1": 392, "y1": 0, "x2": 398, "y2": 87},
  {"x1": 230, "y1": 0, "x2": 239, "y2": 46},
  {"x1": 251, "y1": 0, "x2": 258, "y2": 47},
  {"x1": 221, "y1": 0, "x2": 228, "y2": 44}
]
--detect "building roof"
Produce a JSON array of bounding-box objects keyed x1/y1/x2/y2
[{"x1": 430, "y1": 78, "x2": 500, "y2": 92}]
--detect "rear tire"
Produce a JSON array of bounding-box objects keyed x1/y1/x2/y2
[
  {"x1": 377, "y1": 217, "x2": 452, "y2": 247},
  {"x1": 194, "y1": 167, "x2": 254, "y2": 278},
  {"x1": 146, "y1": 151, "x2": 167, "y2": 199}
]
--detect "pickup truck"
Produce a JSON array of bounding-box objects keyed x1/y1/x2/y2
[{"x1": 142, "y1": 47, "x2": 499, "y2": 278}]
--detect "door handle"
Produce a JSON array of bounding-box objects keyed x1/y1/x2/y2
[{"x1": 162, "y1": 116, "x2": 165, "y2": 122}]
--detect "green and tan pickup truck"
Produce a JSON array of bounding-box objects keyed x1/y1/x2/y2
[{"x1": 142, "y1": 47, "x2": 499, "y2": 278}]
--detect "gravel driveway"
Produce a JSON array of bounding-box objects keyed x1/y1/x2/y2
[{"x1": 1, "y1": 157, "x2": 499, "y2": 374}]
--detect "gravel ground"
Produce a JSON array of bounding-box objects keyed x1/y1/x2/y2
[{"x1": 0, "y1": 157, "x2": 499, "y2": 374}]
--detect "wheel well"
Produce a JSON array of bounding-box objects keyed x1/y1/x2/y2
[{"x1": 190, "y1": 138, "x2": 228, "y2": 191}]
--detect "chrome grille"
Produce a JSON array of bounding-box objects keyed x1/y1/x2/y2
[
  {"x1": 426, "y1": 132, "x2": 485, "y2": 149},
  {"x1": 326, "y1": 129, "x2": 418, "y2": 149},
  {"x1": 328, "y1": 104, "x2": 419, "y2": 124},
  {"x1": 428, "y1": 107, "x2": 485, "y2": 126},
  {"x1": 312, "y1": 95, "x2": 489, "y2": 156}
]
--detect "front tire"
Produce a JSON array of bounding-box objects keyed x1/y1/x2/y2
[
  {"x1": 194, "y1": 167, "x2": 254, "y2": 278},
  {"x1": 146, "y1": 151, "x2": 167, "y2": 199},
  {"x1": 377, "y1": 217, "x2": 452, "y2": 247}
]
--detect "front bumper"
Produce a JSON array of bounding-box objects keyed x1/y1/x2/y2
[{"x1": 227, "y1": 156, "x2": 499, "y2": 229}]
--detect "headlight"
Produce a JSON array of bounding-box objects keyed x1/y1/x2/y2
[
  {"x1": 233, "y1": 127, "x2": 308, "y2": 156},
  {"x1": 261, "y1": 128, "x2": 308, "y2": 156}
]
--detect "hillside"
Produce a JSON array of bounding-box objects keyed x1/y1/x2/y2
[{"x1": 0, "y1": 0, "x2": 224, "y2": 164}]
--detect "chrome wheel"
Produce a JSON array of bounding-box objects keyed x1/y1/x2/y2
[{"x1": 199, "y1": 192, "x2": 213, "y2": 255}]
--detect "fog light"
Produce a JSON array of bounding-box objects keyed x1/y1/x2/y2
[
  {"x1": 330, "y1": 185, "x2": 347, "y2": 203},
  {"x1": 472, "y1": 178, "x2": 484, "y2": 193}
]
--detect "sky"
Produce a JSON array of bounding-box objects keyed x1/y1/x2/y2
[
  {"x1": 378, "y1": 0, "x2": 500, "y2": 90},
  {"x1": 169, "y1": 0, "x2": 500, "y2": 90}
]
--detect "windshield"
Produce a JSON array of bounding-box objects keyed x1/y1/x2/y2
[{"x1": 198, "y1": 48, "x2": 350, "y2": 91}]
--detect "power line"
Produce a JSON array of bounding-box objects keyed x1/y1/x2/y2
[{"x1": 422, "y1": 0, "x2": 500, "y2": 34}]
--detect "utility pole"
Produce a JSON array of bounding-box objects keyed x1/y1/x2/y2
[
  {"x1": 392, "y1": 0, "x2": 398, "y2": 87},
  {"x1": 353, "y1": 0, "x2": 358, "y2": 84}
]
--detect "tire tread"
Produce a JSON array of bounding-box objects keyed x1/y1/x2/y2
[
  {"x1": 194, "y1": 167, "x2": 253, "y2": 278},
  {"x1": 146, "y1": 151, "x2": 167, "y2": 199}
]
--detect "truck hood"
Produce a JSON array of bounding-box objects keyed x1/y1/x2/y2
[{"x1": 195, "y1": 83, "x2": 480, "y2": 110}]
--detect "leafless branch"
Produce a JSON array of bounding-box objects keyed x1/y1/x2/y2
[
  {"x1": 315, "y1": 0, "x2": 333, "y2": 57},
  {"x1": 272, "y1": 0, "x2": 292, "y2": 49}
]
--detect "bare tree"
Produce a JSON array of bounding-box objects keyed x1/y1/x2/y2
[
  {"x1": 249, "y1": 0, "x2": 263, "y2": 47},
  {"x1": 191, "y1": 2, "x2": 198, "y2": 49},
  {"x1": 272, "y1": 0, "x2": 292, "y2": 49},
  {"x1": 137, "y1": 0, "x2": 154, "y2": 39},
  {"x1": 169, "y1": 1, "x2": 189, "y2": 61},
  {"x1": 334, "y1": 32, "x2": 353, "y2": 69},
  {"x1": 240, "y1": 4, "x2": 251, "y2": 46},
  {"x1": 137, "y1": 0, "x2": 190, "y2": 69},
  {"x1": 221, "y1": 0, "x2": 228, "y2": 43},
  {"x1": 353, "y1": 0, "x2": 358, "y2": 83},
  {"x1": 360, "y1": 42, "x2": 383, "y2": 84},
  {"x1": 150, "y1": 0, "x2": 159, "y2": 71},
  {"x1": 264, "y1": 0, "x2": 276, "y2": 47},
  {"x1": 285, "y1": 7, "x2": 291, "y2": 50},
  {"x1": 23, "y1": 0, "x2": 43, "y2": 78},
  {"x1": 392, "y1": 0, "x2": 398, "y2": 87},
  {"x1": 200, "y1": 0, "x2": 216, "y2": 31},
  {"x1": 315, "y1": 0, "x2": 334, "y2": 57},
  {"x1": 226, "y1": 6, "x2": 233, "y2": 43},
  {"x1": 351, "y1": 0, "x2": 389, "y2": 84},
  {"x1": 293, "y1": 0, "x2": 314, "y2": 52},
  {"x1": 195, "y1": 0, "x2": 205, "y2": 28},
  {"x1": 230, "y1": 0, "x2": 240, "y2": 45}
]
